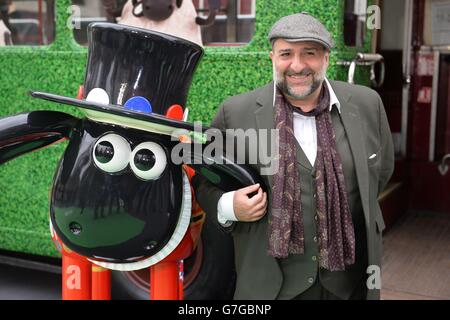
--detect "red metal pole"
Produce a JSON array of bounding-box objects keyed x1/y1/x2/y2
[
  {"x1": 91, "y1": 265, "x2": 111, "y2": 300},
  {"x1": 178, "y1": 260, "x2": 184, "y2": 300},
  {"x1": 150, "y1": 261, "x2": 180, "y2": 300},
  {"x1": 77, "y1": 85, "x2": 84, "y2": 100},
  {"x1": 37, "y1": 0, "x2": 43, "y2": 45},
  {"x1": 62, "y1": 253, "x2": 92, "y2": 300}
]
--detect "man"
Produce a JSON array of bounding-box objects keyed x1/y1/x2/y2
[{"x1": 192, "y1": 13, "x2": 394, "y2": 300}]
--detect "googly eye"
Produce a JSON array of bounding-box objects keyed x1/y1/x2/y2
[
  {"x1": 93, "y1": 134, "x2": 131, "y2": 173},
  {"x1": 130, "y1": 142, "x2": 167, "y2": 180}
]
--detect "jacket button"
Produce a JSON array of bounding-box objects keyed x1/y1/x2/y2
[
  {"x1": 313, "y1": 236, "x2": 318, "y2": 243},
  {"x1": 312, "y1": 256, "x2": 317, "y2": 261},
  {"x1": 314, "y1": 215, "x2": 318, "y2": 221},
  {"x1": 308, "y1": 277, "x2": 314, "y2": 284}
]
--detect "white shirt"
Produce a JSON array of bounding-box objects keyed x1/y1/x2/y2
[{"x1": 217, "y1": 78, "x2": 341, "y2": 225}]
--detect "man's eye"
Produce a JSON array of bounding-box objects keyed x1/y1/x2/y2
[{"x1": 306, "y1": 51, "x2": 316, "y2": 56}]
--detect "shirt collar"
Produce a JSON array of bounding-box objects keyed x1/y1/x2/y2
[
  {"x1": 324, "y1": 78, "x2": 341, "y2": 114},
  {"x1": 272, "y1": 78, "x2": 341, "y2": 114}
]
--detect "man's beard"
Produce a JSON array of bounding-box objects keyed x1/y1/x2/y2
[{"x1": 274, "y1": 64, "x2": 327, "y2": 100}]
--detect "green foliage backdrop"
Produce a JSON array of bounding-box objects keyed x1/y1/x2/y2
[{"x1": 0, "y1": 0, "x2": 372, "y2": 257}]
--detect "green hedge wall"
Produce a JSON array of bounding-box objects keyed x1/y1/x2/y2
[{"x1": 0, "y1": 0, "x2": 372, "y2": 257}]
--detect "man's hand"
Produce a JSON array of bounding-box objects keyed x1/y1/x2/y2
[{"x1": 233, "y1": 184, "x2": 268, "y2": 222}]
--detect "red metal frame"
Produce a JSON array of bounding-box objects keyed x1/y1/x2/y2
[
  {"x1": 92, "y1": 265, "x2": 111, "y2": 300},
  {"x1": 61, "y1": 252, "x2": 92, "y2": 300}
]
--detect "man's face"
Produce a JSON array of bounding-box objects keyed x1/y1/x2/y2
[{"x1": 270, "y1": 39, "x2": 329, "y2": 100}]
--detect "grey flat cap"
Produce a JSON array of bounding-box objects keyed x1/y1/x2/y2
[{"x1": 268, "y1": 12, "x2": 334, "y2": 50}]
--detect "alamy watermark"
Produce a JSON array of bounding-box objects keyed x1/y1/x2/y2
[
  {"x1": 366, "y1": 5, "x2": 381, "y2": 30},
  {"x1": 67, "y1": 5, "x2": 81, "y2": 30},
  {"x1": 170, "y1": 122, "x2": 280, "y2": 176},
  {"x1": 367, "y1": 265, "x2": 381, "y2": 290}
]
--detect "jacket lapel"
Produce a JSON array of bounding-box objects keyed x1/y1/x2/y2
[
  {"x1": 255, "y1": 82, "x2": 275, "y2": 133},
  {"x1": 330, "y1": 81, "x2": 370, "y2": 229},
  {"x1": 254, "y1": 82, "x2": 276, "y2": 188}
]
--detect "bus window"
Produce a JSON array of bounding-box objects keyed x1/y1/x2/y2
[
  {"x1": 72, "y1": 0, "x2": 108, "y2": 46},
  {"x1": 194, "y1": 0, "x2": 255, "y2": 45},
  {"x1": 0, "y1": 0, "x2": 55, "y2": 46},
  {"x1": 344, "y1": 0, "x2": 367, "y2": 47},
  {"x1": 72, "y1": 0, "x2": 255, "y2": 47}
]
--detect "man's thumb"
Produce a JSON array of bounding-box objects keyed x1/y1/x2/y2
[{"x1": 239, "y1": 183, "x2": 260, "y2": 194}]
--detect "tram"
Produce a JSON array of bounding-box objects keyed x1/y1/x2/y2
[{"x1": 0, "y1": 0, "x2": 448, "y2": 300}]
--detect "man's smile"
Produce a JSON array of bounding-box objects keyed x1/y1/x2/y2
[
  {"x1": 283, "y1": 67, "x2": 315, "y2": 87},
  {"x1": 286, "y1": 73, "x2": 313, "y2": 85}
]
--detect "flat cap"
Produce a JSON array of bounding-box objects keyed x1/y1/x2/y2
[{"x1": 268, "y1": 12, "x2": 334, "y2": 50}]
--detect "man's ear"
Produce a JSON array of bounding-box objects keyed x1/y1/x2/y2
[
  {"x1": 324, "y1": 50, "x2": 330, "y2": 67},
  {"x1": 0, "y1": 111, "x2": 79, "y2": 164}
]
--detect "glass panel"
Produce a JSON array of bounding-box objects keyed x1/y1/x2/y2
[
  {"x1": 0, "y1": 0, "x2": 55, "y2": 46},
  {"x1": 194, "y1": 0, "x2": 255, "y2": 45},
  {"x1": 72, "y1": 0, "x2": 109, "y2": 46},
  {"x1": 344, "y1": 0, "x2": 367, "y2": 47},
  {"x1": 72, "y1": 0, "x2": 255, "y2": 46},
  {"x1": 434, "y1": 54, "x2": 450, "y2": 160}
]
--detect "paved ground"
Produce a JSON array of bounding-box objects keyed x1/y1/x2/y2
[
  {"x1": 0, "y1": 264, "x2": 60, "y2": 300},
  {"x1": 381, "y1": 210, "x2": 450, "y2": 300},
  {"x1": 1, "y1": 210, "x2": 448, "y2": 300}
]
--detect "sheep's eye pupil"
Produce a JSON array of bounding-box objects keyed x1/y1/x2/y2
[
  {"x1": 95, "y1": 141, "x2": 114, "y2": 163},
  {"x1": 134, "y1": 149, "x2": 155, "y2": 171}
]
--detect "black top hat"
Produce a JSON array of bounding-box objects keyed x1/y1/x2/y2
[{"x1": 31, "y1": 22, "x2": 205, "y2": 135}]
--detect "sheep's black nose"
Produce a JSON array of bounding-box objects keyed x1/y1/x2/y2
[{"x1": 69, "y1": 222, "x2": 82, "y2": 235}]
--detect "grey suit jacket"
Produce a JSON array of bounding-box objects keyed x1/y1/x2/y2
[{"x1": 193, "y1": 80, "x2": 395, "y2": 300}]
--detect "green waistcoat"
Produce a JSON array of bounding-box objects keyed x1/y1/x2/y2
[{"x1": 276, "y1": 107, "x2": 368, "y2": 300}]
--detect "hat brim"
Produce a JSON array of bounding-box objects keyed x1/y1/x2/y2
[
  {"x1": 30, "y1": 91, "x2": 211, "y2": 137},
  {"x1": 282, "y1": 37, "x2": 332, "y2": 50}
]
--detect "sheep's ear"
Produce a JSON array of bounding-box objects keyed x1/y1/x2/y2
[
  {"x1": 178, "y1": 139, "x2": 267, "y2": 193},
  {"x1": 0, "y1": 111, "x2": 79, "y2": 165},
  {"x1": 187, "y1": 161, "x2": 267, "y2": 193},
  {"x1": 131, "y1": 0, "x2": 144, "y2": 17}
]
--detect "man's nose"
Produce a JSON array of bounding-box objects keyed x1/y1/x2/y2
[{"x1": 289, "y1": 55, "x2": 307, "y2": 73}]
